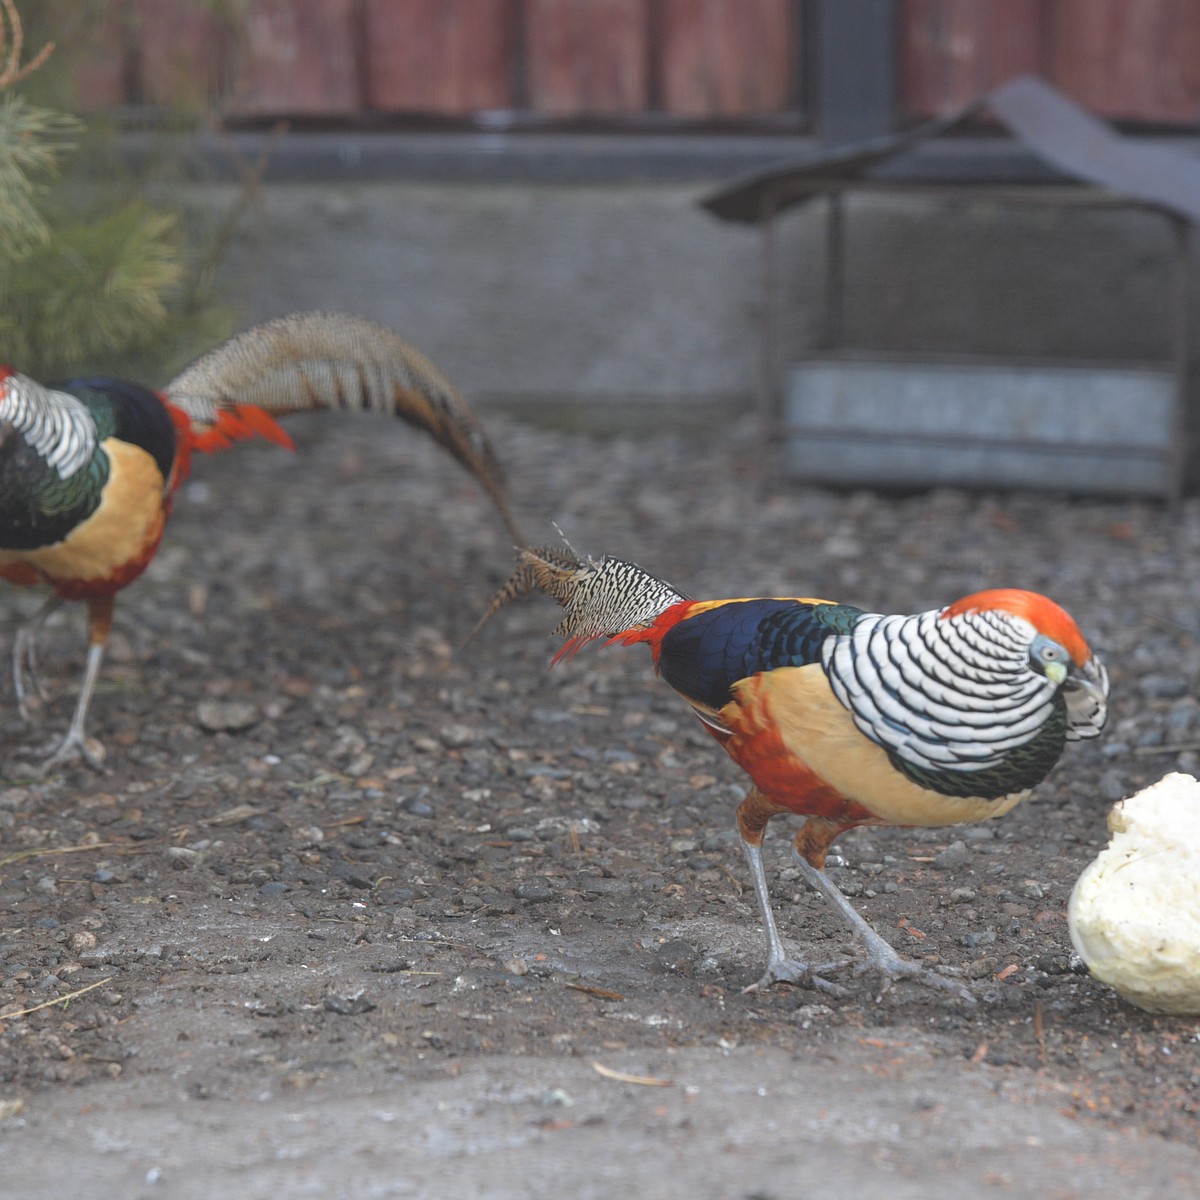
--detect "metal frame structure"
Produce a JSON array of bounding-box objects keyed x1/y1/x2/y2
[{"x1": 702, "y1": 77, "x2": 1200, "y2": 508}]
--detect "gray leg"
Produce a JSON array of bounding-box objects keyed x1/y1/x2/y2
[
  {"x1": 40, "y1": 641, "x2": 107, "y2": 770},
  {"x1": 791, "y1": 850, "x2": 974, "y2": 1003},
  {"x1": 13, "y1": 594, "x2": 61, "y2": 721},
  {"x1": 740, "y1": 838, "x2": 850, "y2": 996}
]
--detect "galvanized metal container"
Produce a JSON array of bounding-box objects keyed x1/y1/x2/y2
[{"x1": 785, "y1": 355, "x2": 1175, "y2": 494}]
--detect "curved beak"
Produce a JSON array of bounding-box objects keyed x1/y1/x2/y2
[{"x1": 1064, "y1": 654, "x2": 1109, "y2": 737}]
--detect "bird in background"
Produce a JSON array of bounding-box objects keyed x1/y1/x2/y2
[
  {"x1": 480, "y1": 543, "x2": 1109, "y2": 998},
  {"x1": 0, "y1": 310, "x2": 524, "y2": 768}
]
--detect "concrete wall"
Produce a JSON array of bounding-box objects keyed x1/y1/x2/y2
[
  {"x1": 205, "y1": 180, "x2": 768, "y2": 411},
  {"x1": 197, "y1": 156, "x2": 1191, "y2": 417}
]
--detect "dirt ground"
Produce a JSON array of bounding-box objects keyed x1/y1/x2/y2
[{"x1": 1, "y1": 411, "x2": 1198, "y2": 1199}]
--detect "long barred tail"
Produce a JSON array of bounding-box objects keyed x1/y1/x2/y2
[
  {"x1": 165, "y1": 311, "x2": 524, "y2": 542},
  {"x1": 473, "y1": 543, "x2": 688, "y2": 659}
]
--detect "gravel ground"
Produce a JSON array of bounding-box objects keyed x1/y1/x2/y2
[{"x1": 1, "y1": 410, "x2": 1199, "y2": 1197}]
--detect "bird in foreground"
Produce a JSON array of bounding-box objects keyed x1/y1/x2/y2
[
  {"x1": 1, "y1": 310, "x2": 524, "y2": 768},
  {"x1": 480, "y1": 544, "x2": 1109, "y2": 998}
]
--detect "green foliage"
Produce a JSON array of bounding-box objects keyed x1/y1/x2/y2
[
  {"x1": 1, "y1": 201, "x2": 186, "y2": 371},
  {"x1": 0, "y1": 1, "x2": 235, "y2": 380},
  {"x1": 0, "y1": 93, "x2": 78, "y2": 255}
]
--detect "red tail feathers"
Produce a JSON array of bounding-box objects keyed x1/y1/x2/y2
[
  {"x1": 162, "y1": 400, "x2": 294, "y2": 493},
  {"x1": 185, "y1": 405, "x2": 295, "y2": 454}
]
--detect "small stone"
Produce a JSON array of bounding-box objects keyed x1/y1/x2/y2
[
  {"x1": 324, "y1": 988, "x2": 375, "y2": 1015},
  {"x1": 656, "y1": 939, "x2": 698, "y2": 973},
  {"x1": 1036, "y1": 953, "x2": 1071, "y2": 975},
  {"x1": 965, "y1": 956, "x2": 998, "y2": 979},
  {"x1": 439, "y1": 723, "x2": 479, "y2": 748},
  {"x1": 259, "y1": 881, "x2": 290, "y2": 897},
  {"x1": 933, "y1": 841, "x2": 971, "y2": 870},
  {"x1": 68, "y1": 931, "x2": 97, "y2": 954},
  {"x1": 962, "y1": 929, "x2": 996, "y2": 948},
  {"x1": 196, "y1": 700, "x2": 260, "y2": 734},
  {"x1": 794, "y1": 1003, "x2": 834, "y2": 1027},
  {"x1": 293, "y1": 826, "x2": 325, "y2": 848},
  {"x1": 948, "y1": 887, "x2": 977, "y2": 904},
  {"x1": 514, "y1": 882, "x2": 555, "y2": 903},
  {"x1": 246, "y1": 813, "x2": 286, "y2": 833}
]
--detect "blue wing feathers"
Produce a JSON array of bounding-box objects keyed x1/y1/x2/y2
[{"x1": 658, "y1": 599, "x2": 863, "y2": 709}]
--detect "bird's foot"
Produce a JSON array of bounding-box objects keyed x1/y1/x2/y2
[
  {"x1": 743, "y1": 955, "x2": 854, "y2": 998},
  {"x1": 26, "y1": 729, "x2": 107, "y2": 774},
  {"x1": 856, "y1": 943, "x2": 975, "y2": 1004},
  {"x1": 787, "y1": 849, "x2": 975, "y2": 1003}
]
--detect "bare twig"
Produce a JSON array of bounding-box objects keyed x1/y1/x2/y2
[
  {"x1": 590, "y1": 1061, "x2": 672, "y2": 1087},
  {"x1": 1134, "y1": 741, "x2": 1200, "y2": 757},
  {"x1": 0, "y1": 0, "x2": 55, "y2": 92},
  {"x1": 0, "y1": 841, "x2": 117, "y2": 868},
  {"x1": 0, "y1": 976, "x2": 114, "y2": 1021}
]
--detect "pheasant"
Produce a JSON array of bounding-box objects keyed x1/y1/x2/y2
[
  {"x1": 480, "y1": 544, "x2": 1109, "y2": 998},
  {"x1": 1, "y1": 311, "x2": 524, "y2": 768}
]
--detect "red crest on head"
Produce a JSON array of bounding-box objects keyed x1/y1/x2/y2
[
  {"x1": 942, "y1": 588, "x2": 1091, "y2": 666},
  {"x1": 0, "y1": 366, "x2": 15, "y2": 382}
]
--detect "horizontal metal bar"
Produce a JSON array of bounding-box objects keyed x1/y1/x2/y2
[
  {"x1": 777, "y1": 424, "x2": 1170, "y2": 461},
  {"x1": 794, "y1": 348, "x2": 1176, "y2": 373}
]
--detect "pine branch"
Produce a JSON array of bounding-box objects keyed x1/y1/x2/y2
[{"x1": 0, "y1": 93, "x2": 78, "y2": 256}]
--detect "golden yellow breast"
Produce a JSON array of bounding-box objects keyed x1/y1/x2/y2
[
  {"x1": 726, "y1": 666, "x2": 1029, "y2": 828},
  {"x1": 0, "y1": 439, "x2": 168, "y2": 590}
]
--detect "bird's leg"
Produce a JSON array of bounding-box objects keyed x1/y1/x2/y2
[
  {"x1": 736, "y1": 790, "x2": 850, "y2": 996},
  {"x1": 40, "y1": 595, "x2": 112, "y2": 771},
  {"x1": 789, "y1": 848, "x2": 975, "y2": 1004},
  {"x1": 12, "y1": 593, "x2": 62, "y2": 721}
]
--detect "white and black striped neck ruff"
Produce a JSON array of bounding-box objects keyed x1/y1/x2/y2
[
  {"x1": 1, "y1": 374, "x2": 96, "y2": 480},
  {"x1": 823, "y1": 607, "x2": 1058, "y2": 775},
  {"x1": 551, "y1": 554, "x2": 687, "y2": 645}
]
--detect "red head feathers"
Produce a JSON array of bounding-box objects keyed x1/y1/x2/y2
[{"x1": 942, "y1": 588, "x2": 1091, "y2": 666}]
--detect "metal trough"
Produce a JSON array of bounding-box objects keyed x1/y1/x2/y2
[{"x1": 785, "y1": 355, "x2": 1175, "y2": 495}]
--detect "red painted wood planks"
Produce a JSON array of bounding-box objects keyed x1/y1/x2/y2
[
  {"x1": 900, "y1": 0, "x2": 1044, "y2": 117},
  {"x1": 136, "y1": 0, "x2": 230, "y2": 108},
  {"x1": 524, "y1": 0, "x2": 649, "y2": 115},
  {"x1": 224, "y1": 0, "x2": 361, "y2": 116},
  {"x1": 659, "y1": 0, "x2": 795, "y2": 117},
  {"x1": 901, "y1": 0, "x2": 1200, "y2": 126},
  {"x1": 363, "y1": 0, "x2": 514, "y2": 114},
  {"x1": 1047, "y1": 0, "x2": 1200, "y2": 124}
]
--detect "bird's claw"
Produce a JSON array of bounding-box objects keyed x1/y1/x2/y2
[
  {"x1": 743, "y1": 956, "x2": 854, "y2": 998},
  {"x1": 856, "y1": 952, "x2": 975, "y2": 1004},
  {"x1": 25, "y1": 731, "x2": 106, "y2": 774}
]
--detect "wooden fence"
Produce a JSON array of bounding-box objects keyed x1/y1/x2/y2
[{"x1": 75, "y1": 0, "x2": 1200, "y2": 130}]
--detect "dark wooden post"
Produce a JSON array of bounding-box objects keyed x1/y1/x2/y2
[{"x1": 812, "y1": 0, "x2": 896, "y2": 145}]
